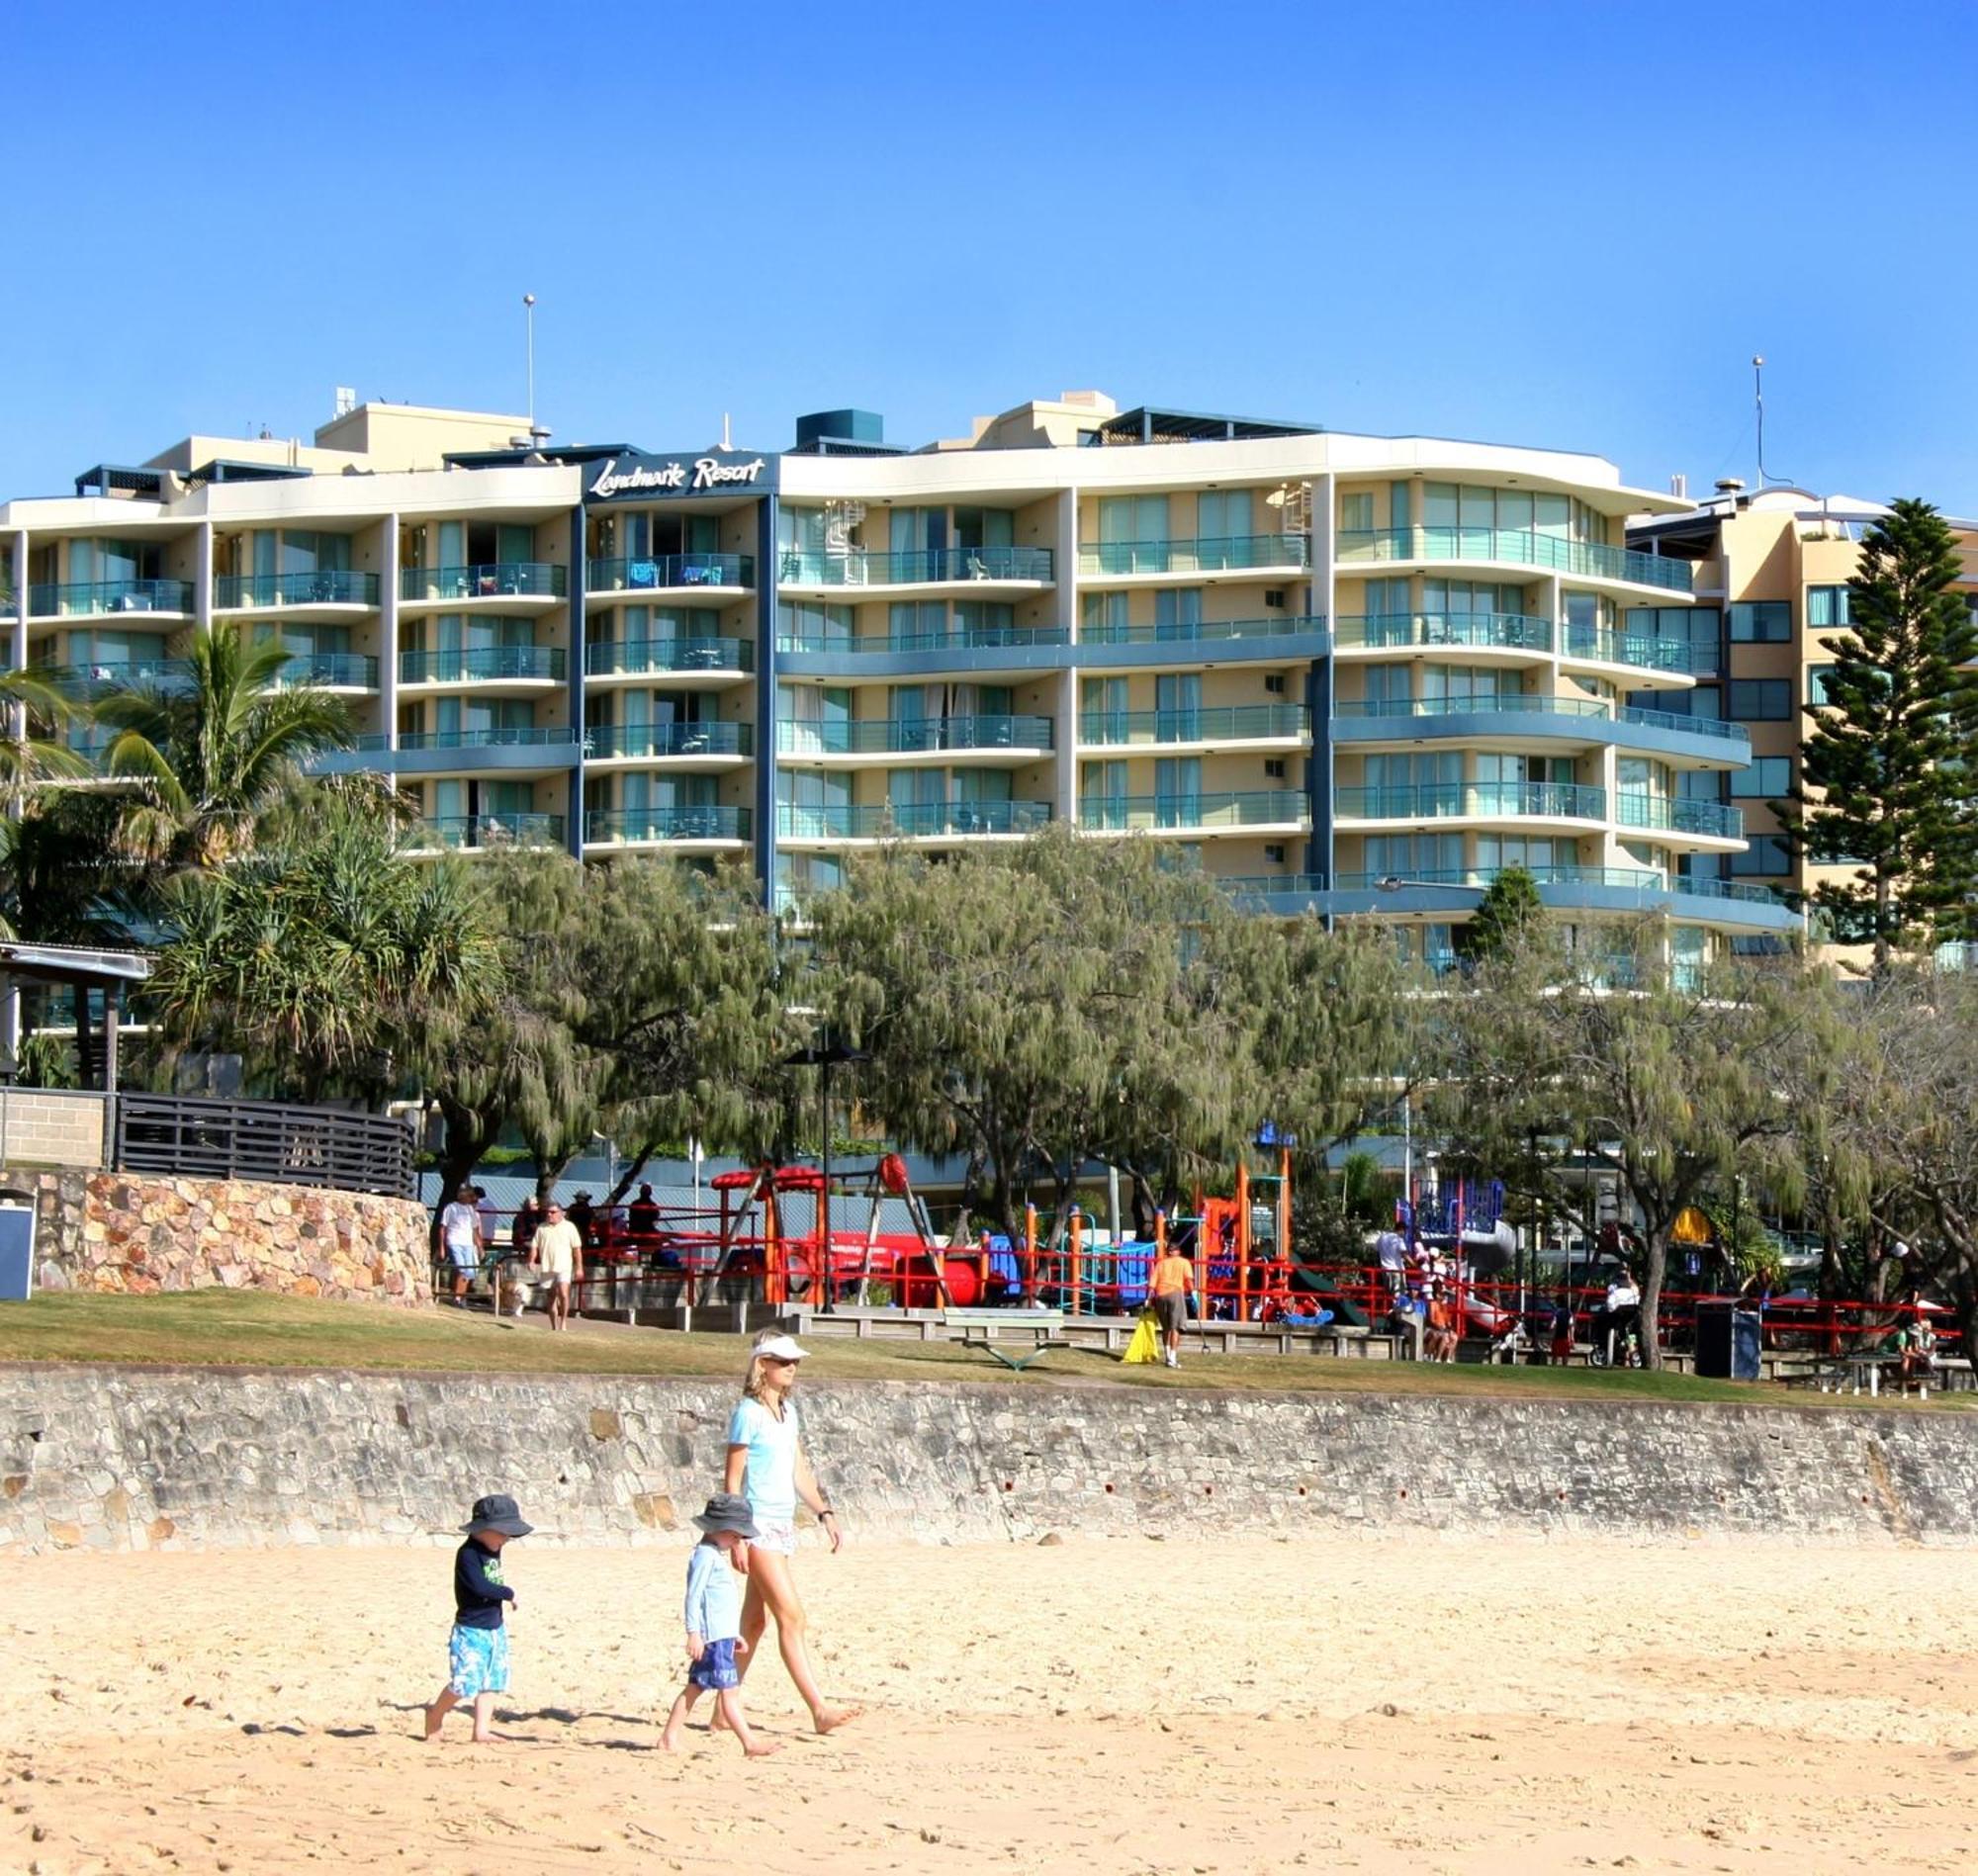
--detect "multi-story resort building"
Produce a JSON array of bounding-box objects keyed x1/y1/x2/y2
[{"x1": 1, "y1": 389, "x2": 1805, "y2": 963}]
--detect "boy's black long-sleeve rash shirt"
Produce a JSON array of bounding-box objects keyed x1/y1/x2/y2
[{"x1": 452, "y1": 1537, "x2": 514, "y2": 1630}]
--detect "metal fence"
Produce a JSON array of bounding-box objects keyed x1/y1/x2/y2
[{"x1": 112, "y1": 1094, "x2": 416, "y2": 1199}]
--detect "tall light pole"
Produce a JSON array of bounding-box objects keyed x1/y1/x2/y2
[{"x1": 523, "y1": 294, "x2": 538, "y2": 435}]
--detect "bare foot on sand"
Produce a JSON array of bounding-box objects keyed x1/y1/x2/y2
[
  {"x1": 423, "y1": 1704, "x2": 445, "y2": 1741},
  {"x1": 745, "y1": 1741, "x2": 783, "y2": 1758},
  {"x1": 813, "y1": 1706, "x2": 862, "y2": 1735}
]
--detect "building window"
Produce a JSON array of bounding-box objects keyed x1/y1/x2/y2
[
  {"x1": 1730, "y1": 758, "x2": 1792, "y2": 799},
  {"x1": 1807, "y1": 586, "x2": 1851, "y2": 629},
  {"x1": 1728, "y1": 678, "x2": 1792, "y2": 720},
  {"x1": 1729, "y1": 836, "x2": 1792, "y2": 876},
  {"x1": 1809, "y1": 664, "x2": 1840, "y2": 707},
  {"x1": 1729, "y1": 601, "x2": 1792, "y2": 643}
]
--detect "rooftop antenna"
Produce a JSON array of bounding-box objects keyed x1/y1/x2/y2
[
  {"x1": 522, "y1": 294, "x2": 538, "y2": 433},
  {"x1": 721, "y1": 412, "x2": 733, "y2": 451},
  {"x1": 1753, "y1": 354, "x2": 1791, "y2": 489}
]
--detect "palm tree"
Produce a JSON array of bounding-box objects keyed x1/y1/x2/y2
[
  {"x1": 94, "y1": 625, "x2": 355, "y2": 870},
  {"x1": 0, "y1": 666, "x2": 93, "y2": 798}
]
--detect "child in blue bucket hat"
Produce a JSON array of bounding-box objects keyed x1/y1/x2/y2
[{"x1": 424, "y1": 1493, "x2": 532, "y2": 1743}]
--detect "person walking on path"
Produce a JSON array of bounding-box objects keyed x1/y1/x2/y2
[
  {"x1": 1148, "y1": 1242, "x2": 1195, "y2": 1369},
  {"x1": 721, "y1": 1332, "x2": 860, "y2": 1735},
  {"x1": 424, "y1": 1493, "x2": 531, "y2": 1743},
  {"x1": 529, "y1": 1200, "x2": 584, "y2": 1331},
  {"x1": 659, "y1": 1492, "x2": 782, "y2": 1757},
  {"x1": 439, "y1": 1186, "x2": 482, "y2": 1306}
]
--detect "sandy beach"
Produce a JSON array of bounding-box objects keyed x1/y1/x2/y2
[{"x1": 5, "y1": 1531, "x2": 1976, "y2": 1874}]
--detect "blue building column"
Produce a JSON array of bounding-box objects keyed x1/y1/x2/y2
[
  {"x1": 754, "y1": 494, "x2": 778, "y2": 899},
  {"x1": 566, "y1": 500, "x2": 587, "y2": 858},
  {"x1": 1305, "y1": 655, "x2": 1333, "y2": 891}
]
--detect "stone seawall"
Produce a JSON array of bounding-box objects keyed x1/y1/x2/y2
[
  {"x1": 5, "y1": 1366, "x2": 1978, "y2": 1555},
  {"x1": 8, "y1": 1169, "x2": 430, "y2": 1306}
]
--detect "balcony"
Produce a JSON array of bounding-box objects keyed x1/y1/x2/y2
[
  {"x1": 416, "y1": 813, "x2": 566, "y2": 851},
  {"x1": 584, "y1": 805, "x2": 753, "y2": 845},
  {"x1": 584, "y1": 721, "x2": 753, "y2": 759},
  {"x1": 1079, "y1": 790, "x2": 1308, "y2": 834},
  {"x1": 1219, "y1": 872, "x2": 1328, "y2": 910},
  {"x1": 584, "y1": 636, "x2": 754, "y2": 680},
  {"x1": 1078, "y1": 536, "x2": 1309, "y2": 579},
  {"x1": 1332, "y1": 864, "x2": 1782, "y2": 908},
  {"x1": 1336, "y1": 780, "x2": 1609, "y2": 823},
  {"x1": 398, "y1": 646, "x2": 567, "y2": 685},
  {"x1": 586, "y1": 554, "x2": 755, "y2": 595},
  {"x1": 274, "y1": 653, "x2": 380, "y2": 689},
  {"x1": 1334, "y1": 611, "x2": 1552, "y2": 654},
  {"x1": 1335, "y1": 527, "x2": 1692, "y2": 593},
  {"x1": 777, "y1": 546, "x2": 1053, "y2": 587},
  {"x1": 214, "y1": 571, "x2": 380, "y2": 610},
  {"x1": 1079, "y1": 613, "x2": 1328, "y2": 649},
  {"x1": 52, "y1": 657, "x2": 192, "y2": 692},
  {"x1": 28, "y1": 578, "x2": 196, "y2": 618},
  {"x1": 777, "y1": 623, "x2": 1071, "y2": 656},
  {"x1": 1616, "y1": 794, "x2": 1745, "y2": 840},
  {"x1": 1334, "y1": 692, "x2": 1752, "y2": 750},
  {"x1": 778, "y1": 799, "x2": 1052, "y2": 841},
  {"x1": 1562, "y1": 625, "x2": 1702, "y2": 673},
  {"x1": 397, "y1": 726, "x2": 582, "y2": 753},
  {"x1": 399, "y1": 563, "x2": 567, "y2": 605},
  {"x1": 1077, "y1": 705, "x2": 1308, "y2": 748},
  {"x1": 776, "y1": 715, "x2": 1054, "y2": 758}
]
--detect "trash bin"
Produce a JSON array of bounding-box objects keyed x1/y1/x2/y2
[{"x1": 1696, "y1": 1300, "x2": 1761, "y2": 1381}]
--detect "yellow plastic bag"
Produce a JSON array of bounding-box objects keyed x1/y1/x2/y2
[{"x1": 1123, "y1": 1309, "x2": 1161, "y2": 1365}]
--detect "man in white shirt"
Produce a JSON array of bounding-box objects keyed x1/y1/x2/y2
[
  {"x1": 439, "y1": 1186, "x2": 483, "y2": 1306},
  {"x1": 530, "y1": 1202, "x2": 586, "y2": 1333}
]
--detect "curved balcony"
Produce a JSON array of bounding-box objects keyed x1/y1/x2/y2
[
  {"x1": 214, "y1": 571, "x2": 380, "y2": 610},
  {"x1": 1561, "y1": 624, "x2": 1701, "y2": 674},
  {"x1": 778, "y1": 799, "x2": 1051, "y2": 841},
  {"x1": 1336, "y1": 526, "x2": 1691, "y2": 593},
  {"x1": 777, "y1": 546, "x2": 1052, "y2": 588},
  {"x1": 1334, "y1": 611, "x2": 1552, "y2": 654},
  {"x1": 776, "y1": 715, "x2": 1054, "y2": 759},
  {"x1": 1333, "y1": 693, "x2": 1751, "y2": 764},
  {"x1": 398, "y1": 646, "x2": 566, "y2": 685},
  {"x1": 1079, "y1": 790, "x2": 1308, "y2": 834},
  {"x1": 1078, "y1": 536, "x2": 1309, "y2": 579},
  {"x1": 28, "y1": 578, "x2": 196, "y2": 619},
  {"x1": 1336, "y1": 780, "x2": 1608, "y2": 824},
  {"x1": 416, "y1": 813, "x2": 565, "y2": 851},
  {"x1": 1616, "y1": 793, "x2": 1745, "y2": 841},
  {"x1": 586, "y1": 554, "x2": 755, "y2": 596},
  {"x1": 584, "y1": 637, "x2": 754, "y2": 682},
  {"x1": 585, "y1": 805, "x2": 753, "y2": 846},
  {"x1": 398, "y1": 726, "x2": 581, "y2": 753},
  {"x1": 1078, "y1": 705, "x2": 1308, "y2": 749},
  {"x1": 399, "y1": 563, "x2": 566, "y2": 605},
  {"x1": 584, "y1": 721, "x2": 753, "y2": 760}
]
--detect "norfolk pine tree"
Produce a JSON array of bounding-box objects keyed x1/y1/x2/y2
[{"x1": 1776, "y1": 498, "x2": 1978, "y2": 970}]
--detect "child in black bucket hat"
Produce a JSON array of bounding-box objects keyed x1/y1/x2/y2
[
  {"x1": 659, "y1": 1492, "x2": 781, "y2": 1757},
  {"x1": 424, "y1": 1493, "x2": 532, "y2": 1743}
]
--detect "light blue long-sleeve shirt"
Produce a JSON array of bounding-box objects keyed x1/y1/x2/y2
[{"x1": 683, "y1": 1540, "x2": 743, "y2": 1643}]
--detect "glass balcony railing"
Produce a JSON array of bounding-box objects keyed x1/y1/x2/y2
[
  {"x1": 1561, "y1": 626, "x2": 1701, "y2": 672},
  {"x1": 1334, "y1": 693, "x2": 1752, "y2": 747},
  {"x1": 272, "y1": 653, "x2": 380, "y2": 688},
  {"x1": 28, "y1": 578, "x2": 196, "y2": 617},
  {"x1": 400, "y1": 563, "x2": 567, "y2": 603},
  {"x1": 776, "y1": 623, "x2": 1071, "y2": 656},
  {"x1": 1334, "y1": 611, "x2": 1553, "y2": 653},
  {"x1": 776, "y1": 715, "x2": 1054, "y2": 757},
  {"x1": 1616, "y1": 794, "x2": 1745, "y2": 839},
  {"x1": 585, "y1": 555, "x2": 755, "y2": 594},
  {"x1": 1218, "y1": 872, "x2": 1328, "y2": 908},
  {"x1": 1335, "y1": 527, "x2": 1693, "y2": 593},
  {"x1": 214, "y1": 571, "x2": 380, "y2": 608},
  {"x1": 1336, "y1": 781, "x2": 1609, "y2": 822},
  {"x1": 1611, "y1": 702, "x2": 1747, "y2": 743},
  {"x1": 777, "y1": 800, "x2": 1052, "y2": 840},
  {"x1": 398, "y1": 646, "x2": 566, "y2": 684},
  {"x1": 584, "y1": 637, "x2": 754, "y2": 678},
  {"x1": 1078, "y1": 536, "x2": 1309, "y2": 578},
  {"x1": 584, "y1": 722, "x2": 752, "y2": 759},
  {"x1": 1079, "y1": 790, "x2": 1308, "y2": 833},
  {"x1": 1078, "y1": 705, "x2": 1308, "y2": 747},
  {"x1": 396, "y1": 726, "x2": 582, "y2": 753},
  {"x1": 778, "y1": 546, "x2": 1053, "y2": 586},
  {"x1": 51, "y1": 657, "x2": 193, "y2": 691},
  {"x1": 1331, "y1": 865, "x2": 1783, "y2": 907},
  {"x1": 417, "y1": 813, "x2": 565, "y2": 850},
  {"x1": 1078, "y1": 613, "x2": 1328, "y2": 648},
  {"x1": 585, "y1": 805, "x2": 753, "y2": 844}
]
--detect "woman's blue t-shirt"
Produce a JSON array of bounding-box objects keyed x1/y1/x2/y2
[{"x1": 727, "y1": 1395, "x2": 799, "y2": 1523}]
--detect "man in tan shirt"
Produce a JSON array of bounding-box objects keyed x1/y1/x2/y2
[
  {"x1": 529, "y1": 1201, "x2": 585, "y2": 1332},
  {"x1": 1148, "y1": 1246, "x2": 1195, "y2": 1370}
]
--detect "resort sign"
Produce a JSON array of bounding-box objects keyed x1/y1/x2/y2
[{"x1": 586, "y1": 449, "x2": 778, "y2": 502}]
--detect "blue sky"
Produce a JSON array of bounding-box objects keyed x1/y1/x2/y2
[{"x1": 5, "y1": 0, "x2": 1975, "y2": 509}]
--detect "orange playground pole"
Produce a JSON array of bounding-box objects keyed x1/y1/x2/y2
[
  {"x1": 764, "y1": 1187, "x2": 783, "y2": 1307},
  {"x1": 1069, "y1": 1208, "x2": 1084, "y2": 1317},
  {"x1": 1025, "y1": 1204, "x2": 1038, "y2": 1302},
  {"x1": 1155, "y1": 1208, "x2": 1167, "y2": 1255},
  {"x1": 1278, "y1": 1146, "x2": 1293, "y2": 1257},
  {"x1": 1236, "y1": 1161, "x2": 1252, "y2": 1320},
  {"x1": 978, "y1": 1229, "x2": 991, "y2": 1297}
]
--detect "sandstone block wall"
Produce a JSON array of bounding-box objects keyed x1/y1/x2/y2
[
  {"x1": 0, "y1": 1089, "x2": 107, "y2": 1169},
  {"x1": 5, "y1": 1367, "x2": 1978, "y2": 1555},
  {"x1": 10, "y1": 1169, "x2": 430, "y2": 1306}
]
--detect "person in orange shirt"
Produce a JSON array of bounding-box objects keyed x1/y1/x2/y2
[{"x1": 1148, "y1": 1245, "x2": 1195, "y2": 1370}]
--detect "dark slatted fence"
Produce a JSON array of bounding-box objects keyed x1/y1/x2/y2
[{"x1": 112, "y1": 1094, "x2": 416, "y2": 1199}]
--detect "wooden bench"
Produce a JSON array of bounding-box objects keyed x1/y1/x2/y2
[{"x1": 943, "y1": 1308, "x2": 1070, "y2": 1372}]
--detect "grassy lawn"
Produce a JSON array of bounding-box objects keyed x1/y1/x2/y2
[{"x1": 1, "y1": 1289, "x2": 1966, "y2": 1411}]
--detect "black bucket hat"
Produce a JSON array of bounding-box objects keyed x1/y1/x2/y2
[
  {"x1": 692, "y1": 1491, "x2": 760, "y2": 1540},
  {"x1": 462, "y1": 1493, "x2": 534, "y2": 1538}
]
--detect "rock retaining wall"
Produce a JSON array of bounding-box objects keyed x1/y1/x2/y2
[
  {"x1": 9, "y1": 1169, "x2": 430, "y2": 1306},
  {"x1": 5, "y1": 1366, "x2": 1978, "y2": 1555}
]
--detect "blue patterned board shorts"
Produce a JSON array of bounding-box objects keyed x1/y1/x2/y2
[
  {"x1": 448, "y1": 1622, "x2": 510, "y2": 1699},
  {"x1": 689, "y1": 1636, "x2": 739, "y2": 1691}
]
